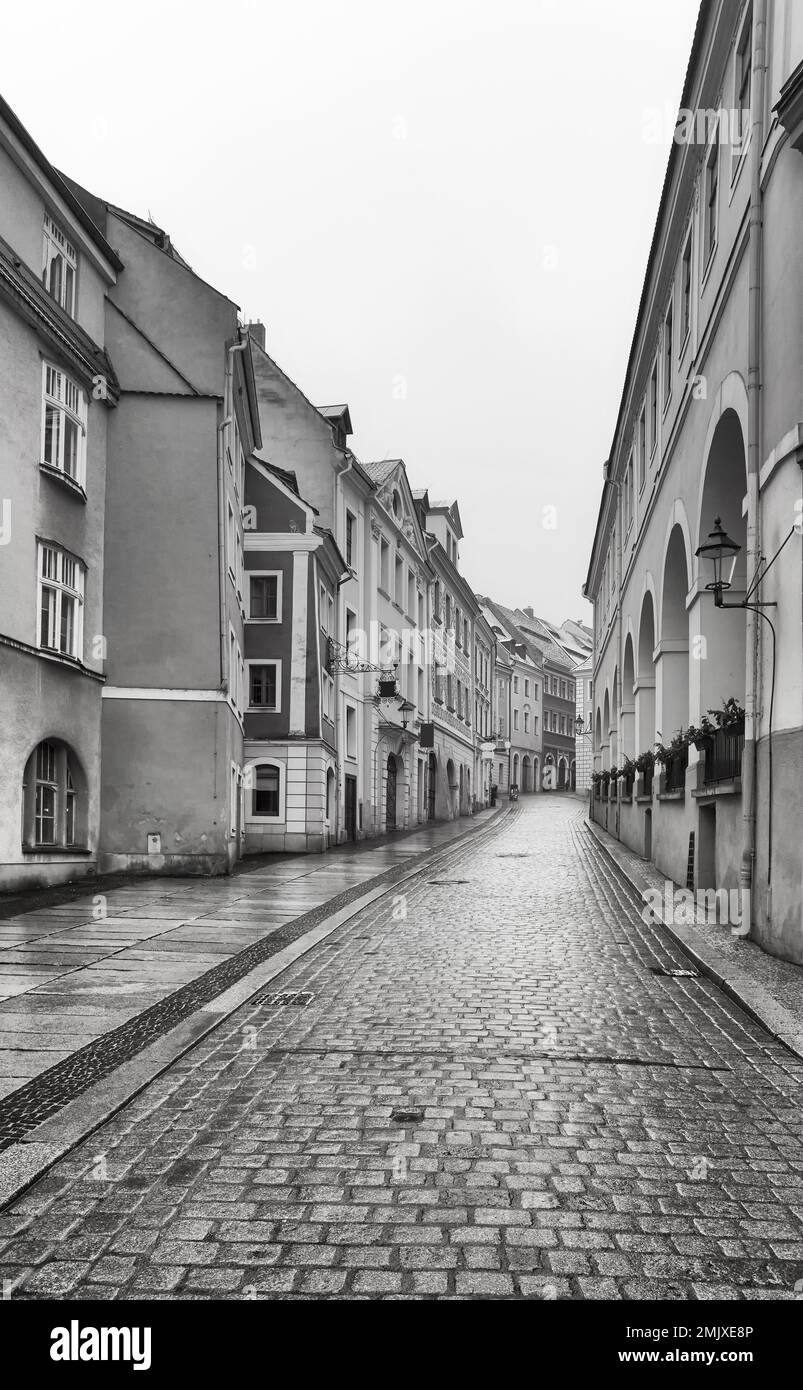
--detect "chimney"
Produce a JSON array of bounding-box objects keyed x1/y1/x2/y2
[
  {"x1": 523, "y1": 606, "x2": 535, "y2": 619},
  {"x1": 246, "y1": 320, "x2": 266, "y2": 351}
]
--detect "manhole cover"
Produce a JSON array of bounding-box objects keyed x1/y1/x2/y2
[
  {"x1": 649, "y1": 967, "x2": 698, "y2": 978},
  {"x1": 257, "y1": 990, "x2": 315, "y2": 1006},
  {"x1": 391, "y1": 1108, "x2": 425, "y2": 1124}
]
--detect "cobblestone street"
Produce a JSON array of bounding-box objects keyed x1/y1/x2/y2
[{"x1": 2, "y1": 796, "x2": 803, "y2": 1301}]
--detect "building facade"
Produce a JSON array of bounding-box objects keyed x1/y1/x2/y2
[
  {"x1": 585, "y1": 0, "x2": 803, "y2": 963},
  {"x1": 0, "y1": 102, "x2": 121, "y2": 891}
]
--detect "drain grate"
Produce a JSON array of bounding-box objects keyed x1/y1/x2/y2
[
  {"x1": 391, "y1": 1107, "x2": 425, "y2": 1124},
  {"x1": 428, "y1": 879, "x2": 470, "y2": 885},
  {"x1": 649, "y1": 966, "x2": 699, "y2": 979},
  {"x1": 257, "y1": 990, "x2": 315, "y2": 1007},
  {"x1": 496, "y1": 853, "x2": 530, "y2": 859}
]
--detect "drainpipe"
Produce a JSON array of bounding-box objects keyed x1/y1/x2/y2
[
  {"x1": 217, "y1": 337, "x2": 248, "y2": 691},
  {"x1": 740, "y1": 0, "x2": 767, "y2": 936},
  {"x1": 333, "y1": 450, "x2": 354, "y2": 844}
]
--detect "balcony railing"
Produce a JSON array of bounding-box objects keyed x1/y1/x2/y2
[
  {"x1": 663, "y1": 747, "x2": 688, "y2": 794},
  {"x1": 703, "y1": 721, "x2": 744, "y2": 786}
]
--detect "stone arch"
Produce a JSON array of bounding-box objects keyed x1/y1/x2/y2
[
  {"x1": 692, "y1": 405, "x2": 748, "y2": 718},
  {"x1": 636, "y1": 590, "x2": 657, "y2": 754},
  {"x1": 659, "y1": 523, "x2": 690, "y2": 739},
  {"x1": 621, "y1": 634, "x2": 636, "y2": 760}
]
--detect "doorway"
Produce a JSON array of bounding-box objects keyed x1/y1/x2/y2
[
  {"x1": 345, "y1": 775, "x2": 357, "y2": 841},
  {"x1": 386, "y1": 755, "x2": 397, "y2": 830},
  {"x1": 428, "y1": 752, "x2": 436, "y2": 820}
]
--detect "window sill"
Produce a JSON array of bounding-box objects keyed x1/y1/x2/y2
[
  {"x1": 248, "y1": 617, "x2": 281, "y2": 625},
  {"x1": 635, "y1": 794, "x2": 653, "y2": 804},
  {"x1": 657, "y1": 790, "x2": 685, "y2": 803},
  {"x1": 247, "y1": 706, "x2": 280, "y2": 715},
  {"x1": 22, "y1": 844, "x2": 92, "y2": 856},
  {"x1": 39, "y1": 463, "x2": 87, "y2": 501}
]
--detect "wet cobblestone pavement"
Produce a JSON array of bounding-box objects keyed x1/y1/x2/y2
[{"x1": 2, "y1": 796, "x2": 803, "y2": 1300}]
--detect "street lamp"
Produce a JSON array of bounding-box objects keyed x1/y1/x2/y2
[
  {"x1": 397, "y1": 699, "x2": 416, "y2": 731},
  {"x1": 695, "y1": 516, "x2": 741, "y2": 606}
]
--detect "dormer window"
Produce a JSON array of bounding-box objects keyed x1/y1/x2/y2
[{"x1": 42, "y1": 214, "x2": 77, "y2": 317}]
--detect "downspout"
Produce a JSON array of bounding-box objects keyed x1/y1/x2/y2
[
  {"x1": 740, "y1": 0, "x2": 767, "y2": 936},
  {"x1": 333, "y1": 450, "x2": 354, "y2": 844},
  {"x1": 217, "y1": 337, "x2": 248, "y2": 692}
]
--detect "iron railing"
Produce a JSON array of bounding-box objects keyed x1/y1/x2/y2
[
  {"x1": 703, "y1": 721, "x2": 745, "y2": 786},
  {"x1": 663, "y1": 747, "x2": 688, "y2": 793}
]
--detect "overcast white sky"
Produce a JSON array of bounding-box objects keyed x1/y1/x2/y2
[{"x1": 4, "y1": 0, "x2": 699, "y2": 624}]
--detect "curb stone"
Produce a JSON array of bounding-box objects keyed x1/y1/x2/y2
[{"x1": 584, "y1": 816, "x2": 803, "y2": 1064}]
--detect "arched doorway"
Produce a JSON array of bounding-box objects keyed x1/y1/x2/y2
[
  {"x1": 325, "y1": 767, "x2": 335, "y2": 843},
  {"x1": 521, "y1": 755, "x2": 531, "y2": 792},
  {"x1": 558, "y1": 756, "x2": 568, "y2": 790},
  {"x1": 570, "y1": 759, "x2": 577, "y2": 791},
  {"x1": 446, "y1": 758, "x2": 457, "y2": 819},
  {"x1": 622, "y1": 634, "x2": 636, "y2": 761},
  {"x1": 543, "y1": 753, "x2": 555, "y2": 790},
  {"x1": 512, "y1": 753, "x2": 520, "y2": 789},
  {"x1": 694, "y1": 410, "x2": 747, "y2": 715},
  {"x1": 386, "y1": 754, "x2": 398, "y2": 830},
  {"x1": 466, "y1": 768, "x2": 471, "y2": 813},
  {"x1": 427, "y1": 751, "x2": 437, "y2": 820}
]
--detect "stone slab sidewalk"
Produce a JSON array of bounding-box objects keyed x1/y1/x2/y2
[
  {"x1": 585, "y1": 817, "x2": 803, "y2": 1061},
  {"x1": 0, "y1": 811, "x2": 501, "y2": 1105}
]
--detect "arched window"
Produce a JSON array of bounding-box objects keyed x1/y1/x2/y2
[
  {"x1": 434, "y1": 580, "x2": 441, "y2": 621},
  {"x1": 249, "y1": 761, "x2": 285, "y2": 820},
  {"x1": 22, "y1": 739, "x2": 86, "y2": 850}
]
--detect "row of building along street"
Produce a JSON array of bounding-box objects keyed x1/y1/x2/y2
[
  {"x1": 0, "y1": 92, "x2": 593, "y2": 897},
  {"x1": 583, "y1": 0, "x2": 803, "y2": 967}
]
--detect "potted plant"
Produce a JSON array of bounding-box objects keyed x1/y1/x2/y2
[
  {"x1": 685, "y1": 714, "x2": 717, "y2": 750},
  {"x1": 709, "y1": 697, "x2": 745, "y2": 729},
  {"x1": 634, "y1": 751, "x2": 654, "y2": 775}
]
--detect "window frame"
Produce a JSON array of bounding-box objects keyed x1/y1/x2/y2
[
  {"x1": 41, "y1": 363, "x2": 88, "y2": 491},
  {"x1": 37, "y1": 541, "x2": 85, "y2": 661},
  {"x1": 42, "y1": 214, "x2": 77, "y2": 317},
  {"x1": 248, "y1": 760, "x2": 286, "y2": 822},
  {"x1": 245, "y1": 658, "x2": 281, "y2": 713},
  {"x1": 248, "y1": 570, "x2": 282, "y2": 623},
  {"x1": 703, "y1": 129, "x2": 720, "y2": 273}
]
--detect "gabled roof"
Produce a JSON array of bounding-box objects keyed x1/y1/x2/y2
[
  {"x1": 363, "y1": 458, "x2": 402, "y2": 487},
  {"x1": 0, "y1": 99, "x2": 124, "y2": 272}
]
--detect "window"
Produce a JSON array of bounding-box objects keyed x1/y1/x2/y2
[
  {"x1": 251, "y1": 762, "x2": 284, "y2": 820},
  {"x1": 559, "y1": 715, "x2": 566, "y2": 734},
  {"x1": 229, "y1": 629, "x2": 244, "y2": 713},
  {"x1": 513, "y1": 675, "x2": 519, "y2": 694},
  {"x1": 322, "y1": 671, "x2": 334, "y2": 721},
  {"x1": 681, "y1": 232, "x2": 692, "y2": 344},
  {"x1": 22, "y1": 739, "x2": 83, "y2": 850},
  {"x1": 638, "y1": 408, "x2": 646, "y2": 490},
  {"x1": 524, "y1": 710, "x2": 530, "y2": 734},
  {"x1": 663, "y1": 303, "x2": 673, "y2": 406},
  {"x1": 394, "y1": 554, "x2": 404, "y2": 606},
  {"x1": 560, "y1": 680, "x2": 567, "y2": 699},
  {"x1": 407, "y1": 569, "x2": 416, "y2": 617},
  {"x1": 345, "y1": 704, "x2": 357, "y2": 760},
  {"x1": 464, "y1": 619, "x2": 469, "y2": 654},
  {"x1": 447, "y1": 673, "x2": 455, "y2": 710},
  {"x1": 227, "y1": 502, "x2": 236, "y2": 578},
  {"x1": 379, "y1": 537, "x2": 390, "y2": 592},
  {"x1": 41, "y1": 365, "x2": 87, "y2": 487},
  {"x1": 38, "y1": 543, "x2": 85, "y2": 659},
  {"x1": 250, "y1": 572, "x2": 280, "y2": 622},
  {"x1": 445, "y1": 594, "x2": 452, "y2": 629},
  {"x1": 248, "y1": 661, "x2": 280, "y2": 711},
  {"x1": 455, "y1": 608, "x2": 462, "y2": 648},
  {"x1": 734, "y1": 8, "x2": 752, "y2": 169},
  {"x1": 42, "y1": 214, "x2": 77, "y2": 316},
  {"x1": 704, "y1": 136, "x2": 719, "y2": 265},
  {"x1": 624, "y1": 455, "x2": 633, "y2": 533},
  {"x1": 534, "y1": 683, "x2": 539, "y2": 700},
  {"x1": 433, "y1": 580, "x2": 441, "y2": 622},
  {"x1": 649, "y1": 363, "x2": 658, "y2": 455},
  {"x1": 418, "y1": 591, "x2": 424, "y2": 628},
  {"x1": 345, "y1": 607, "x2": 357, "y2": 656},
  {"x1": 434, "y1": 661, "x2": 444, "y2": 704},
  {"x1": 345, "y1": 510, "x2": 356, "y2": 569},
  {"x1": 514, "y1": 709, "x2": 519, "y2": 731},
  {"x1": 533, "y1": 715, "x2": 539, "y2": 737}
]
